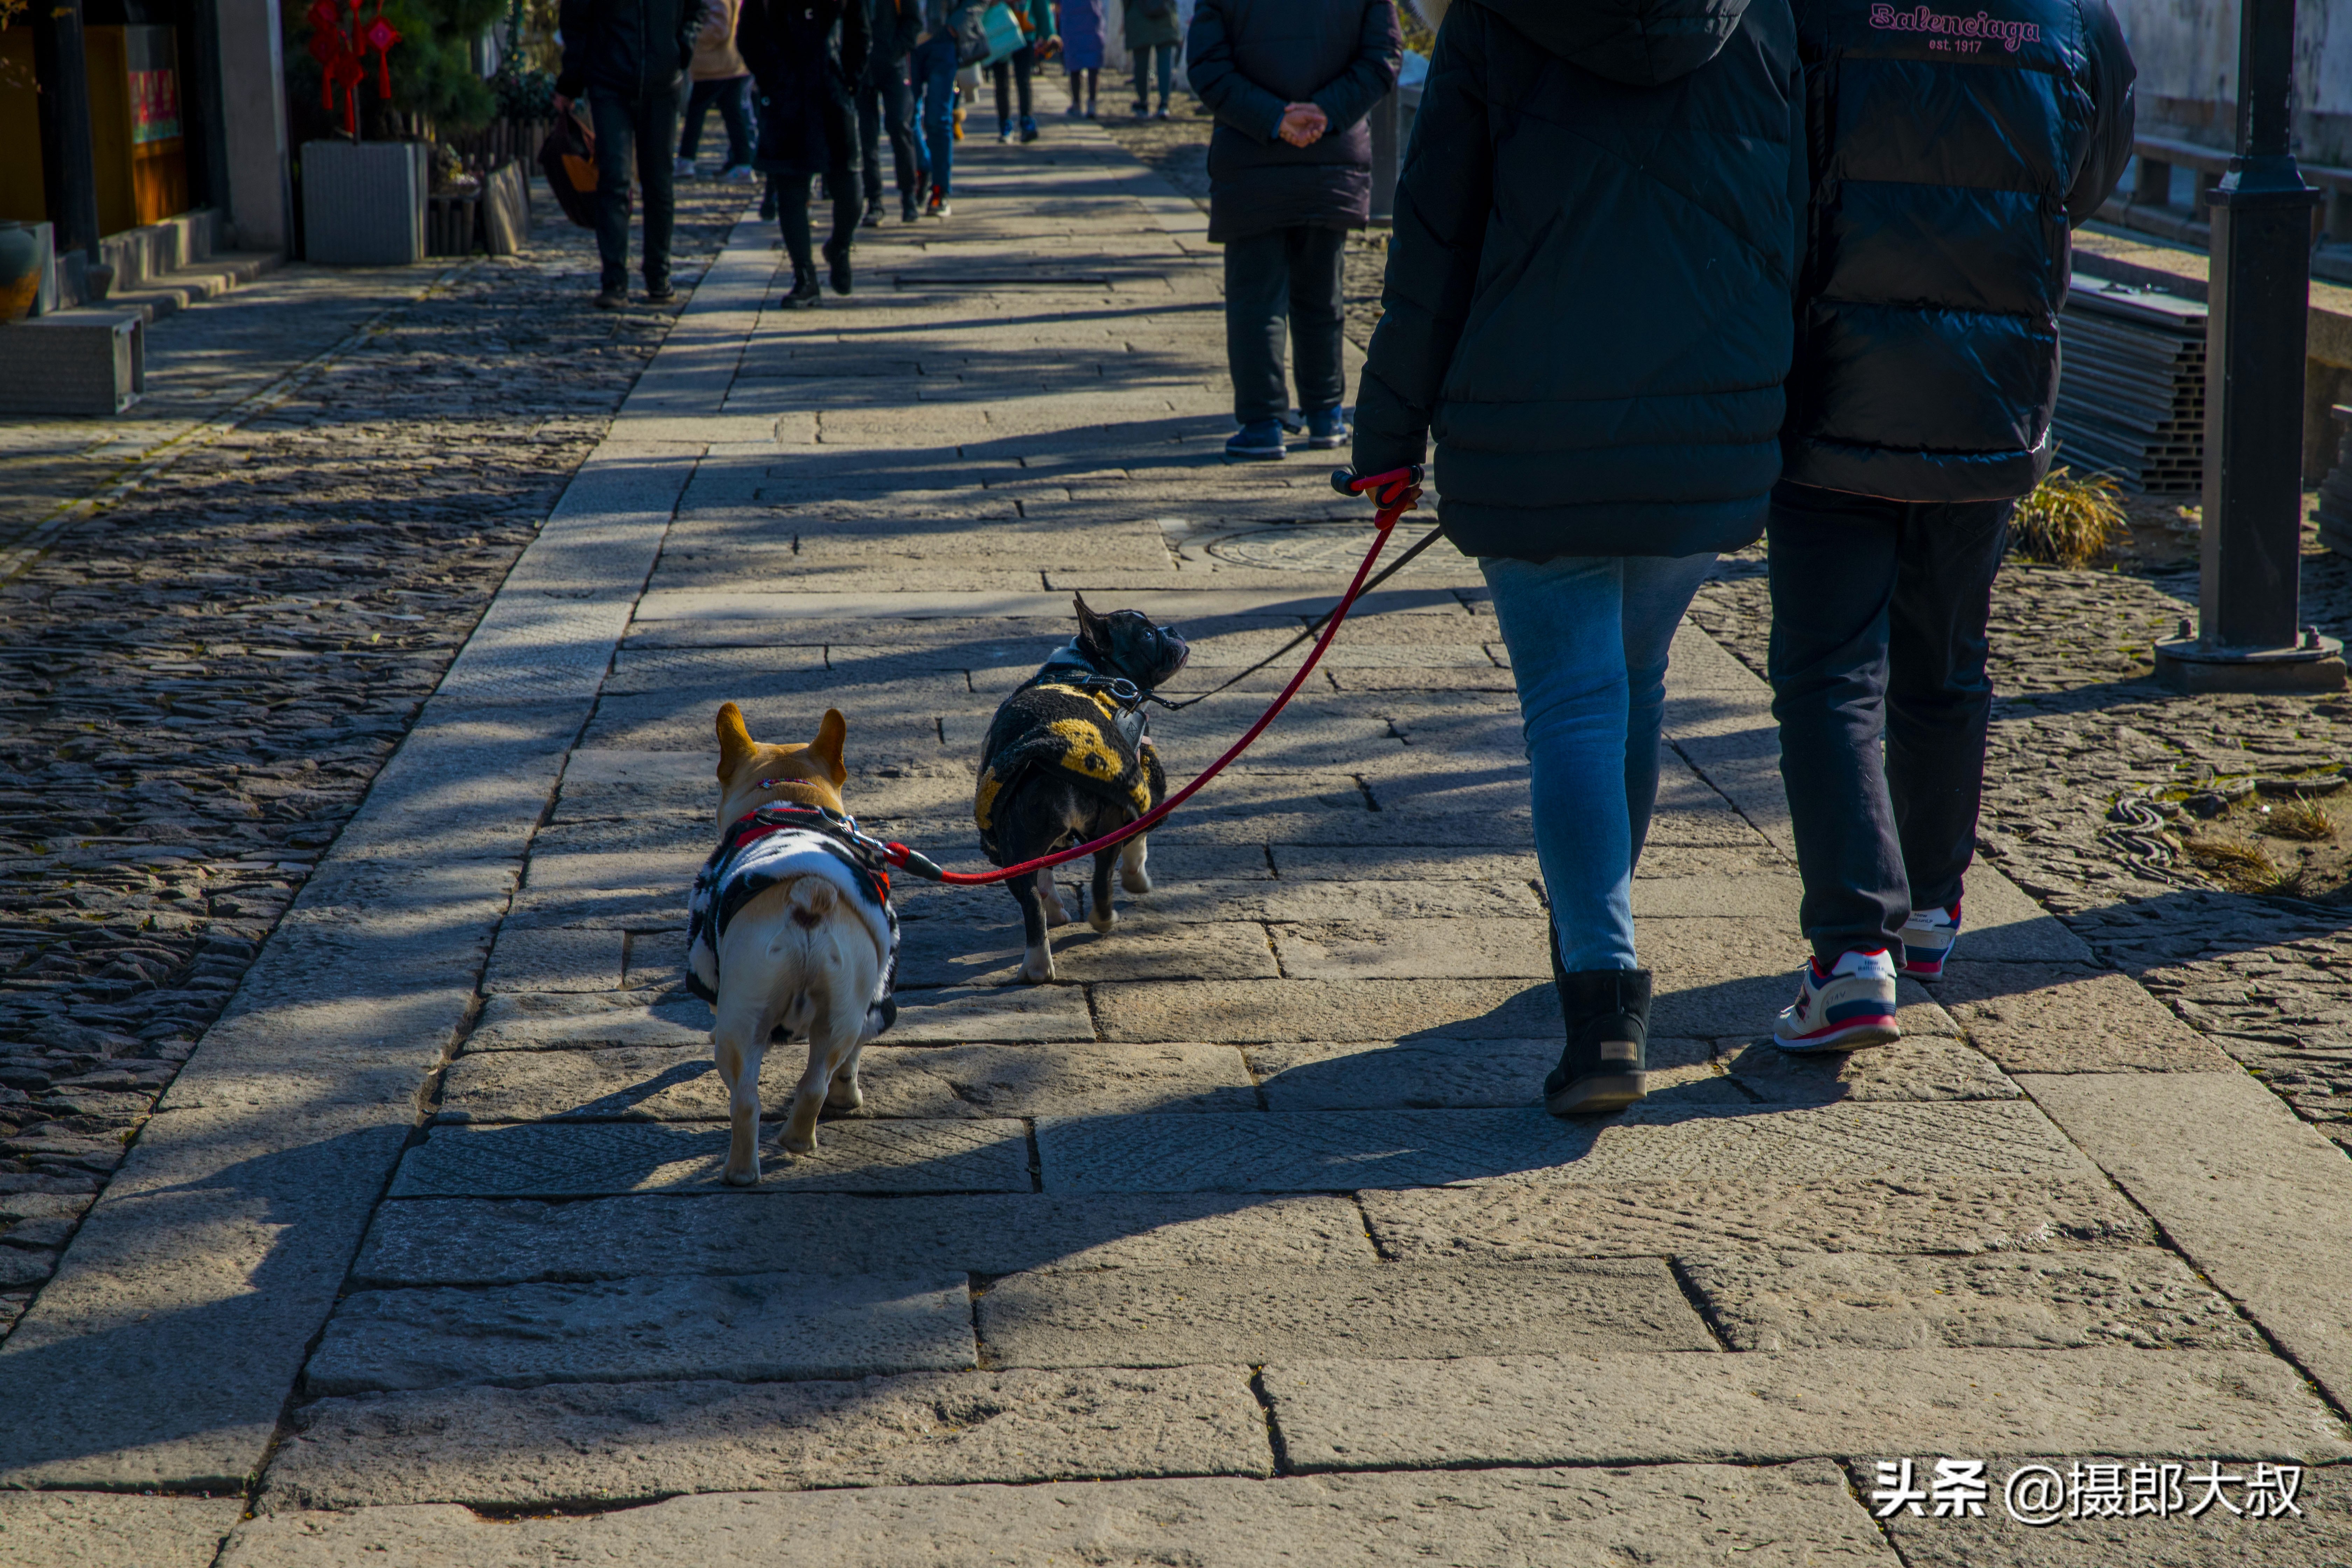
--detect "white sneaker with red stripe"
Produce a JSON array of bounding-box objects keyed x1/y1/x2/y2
[
  {"x1": 1899, "y1": 901, "x2": 1961, "y2": 980},
  {"x1": 1772, "y1": 947, "x2": 1901, "y2": 1053}
]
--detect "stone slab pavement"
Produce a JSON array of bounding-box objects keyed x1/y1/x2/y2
[{"x1": 6, "y1": 126, "x2": 2352, "y2": 1565}]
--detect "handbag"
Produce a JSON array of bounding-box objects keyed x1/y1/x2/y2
[
  {"x1": 536, "y1": 105, "x2": 604, "y2": 230},
  {"x1": 968, "y1": 1, "x2": 1028, "y2": 66}
]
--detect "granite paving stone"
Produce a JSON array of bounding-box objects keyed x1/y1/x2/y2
[
  {"x1": 261, "y1": 1365, "x2": 1273, "y2": 1511},
  {"x1": 462, "y1": 991, "x2": 712, "y2": 1052},
  {"x1": 1262, "y1": 1348, "x2": 2352, "y2": 1471},
  {"x1": 1092, "y1": 977, "x2": 1562, "y2": 1043},
  {"x1": 1721, "y1": 1036, "x2": 2022, "y2": 1102},
  {"x1": 0, "y1": 1492, "x2": 245, "y2": 1568},
  {"x1": 1941, "y1": 964, "x2": 2239, "y2": 1072},
  {"x1": 976, "y1": 1259, "x2": 1718, "y2": 1367},
  {"x1": 388, "y1": 1118, "x2": 1034, "y2": 1197},
  {"x1": 1678, "y1": 1248, "x2": 2266, "y2": 1351},
  {"x1": 436, "y1": 1041, "x2": 1257, "y2": 1122},
  {"x1": 1360, "y1": 1175, "x2": 2154, "y2": 1260},
  {"x1": 1246, "y1": 1036, "x2": 1723, "y2": 1111},
  {"x1": 219, "y1": 1462, "x2": 1899, "y2": 1567},
  {"x1": 303, "y1": 1271, "x2": 976, "y2": 1394},
  {"x1": 350, "y1": 1192, "x2": 1379, "y2": 1287},
  {"x1": 480, "y1": 928, "x2": 629, "y2": 994},
  {"x1": 2021, "y1": 1069, "x2": 2352, "y2": 1415},
  {"x1": 895, "y1": 919, "x2": 1279, "y2": 987}
]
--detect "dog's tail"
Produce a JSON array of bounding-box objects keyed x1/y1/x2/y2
[{"x1": 786, "y1": 876, "x2": 837, "y2": 931}]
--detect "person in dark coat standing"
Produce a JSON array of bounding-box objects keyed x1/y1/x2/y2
[
  {"x1": 1188, "y1": 0, "x2": 1399, "y2": 460},
  {"x1": 555, "y1": 0, "x2": 700, "y2": 307},
  {"x1": 856, "y1": 0, "x2": 925, "y2": 224},
  {"x1": 1350, "y1": 0, "x2": 1805, "y2": 1115},
  {"x1": 740, "y1": 0, "x2": 871, "y2": 305},
  {"x1": 1124, "y1": 0, "x2": 1182, "y2": 117},
  {"x1": 1761, "y1": 0, "x2": 2134, "y2": 1053}
]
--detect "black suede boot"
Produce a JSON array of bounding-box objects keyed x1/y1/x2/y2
[
  {"x1": 1545, "y1": 919, "x2": 1650, "y2": 1115},
  {"x1": 781, "y1": 267, "x2": 822, "y2": 308}
]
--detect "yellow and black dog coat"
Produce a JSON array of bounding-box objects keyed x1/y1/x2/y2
[{"x1": 974, "y1": 670, "x2": 1168, "y2": 863}]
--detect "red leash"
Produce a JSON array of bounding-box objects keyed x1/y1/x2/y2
[{"x1": 882, "y1": 464, "x2": 1427, "y2": 886}]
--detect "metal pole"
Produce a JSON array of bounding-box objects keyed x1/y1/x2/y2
[
  {"x1": 31, "y1": 0, "x2": 106, "y2": 281},
  {"x1": 1368, "y1": 88, "x2": 1398, "y2": 224},
  {"x1": 2154, "y1": 0, "x2": 2342, "y2": 691}
]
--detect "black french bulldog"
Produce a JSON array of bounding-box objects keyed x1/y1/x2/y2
[{"x1": 973, "y1": 595, "x2": 1190, "y2": 982}]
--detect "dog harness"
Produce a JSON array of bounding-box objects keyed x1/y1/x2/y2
[
  {"x1": 685, "y1": 802, "x2": 901, "y2": 1039},
  {"x1": 973, "y1": 642, "x2": 1167, "y2": 863}
]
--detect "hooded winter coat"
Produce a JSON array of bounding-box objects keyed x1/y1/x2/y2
[
  {"x1": 557, "y1": 0, "x2": 701, "y2": 99},
  {"x1": 1351, "y1": 0, "x2": 1806, "y2": 562},
  {"x1": 1186, "y1": 0, "x2": 1402, "y2": 243},
  {"x1": 740, "y1": 0, "x2": 872, "y2": 176},
  {"x1": 1780, "y1": 0, "x2": 2135, "y2": 500}
]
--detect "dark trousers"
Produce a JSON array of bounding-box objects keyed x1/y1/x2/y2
[
  {"x1": 590, "y1": 86, "x2": 682, "y2": 292},
  {"x1": 857, "y1": 70, "x2": 923, "y2": 209},
  {"x1": 679, "y1": 75, "x2": 752, "y2": 165},
  {"x1": 1132, "y1": 42, "x2": 1174, "y2": 109},
  {"x1": 1766, "y1": 481, "x2": 2013, "y2": 965},
  {"x1": 1222, "y1": 225, "x2": 1346, "y2": 425},
  {"x1": 990, "y1": 44, "x2": 1034, "y2": 125},
  {"x1": 776, "y1": 172, "x2": 863, "y2": 275}
]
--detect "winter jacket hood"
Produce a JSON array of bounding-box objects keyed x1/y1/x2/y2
[{"x1": 1478, "y1": 0, "x2": 1751, "y2": 86}]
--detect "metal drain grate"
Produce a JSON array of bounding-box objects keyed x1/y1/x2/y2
[{"x1": 2051, "y1": 278, "x2": 2207, "y2": 493}]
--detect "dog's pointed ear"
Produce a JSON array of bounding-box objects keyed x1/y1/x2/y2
[
  {"x1": 715, "y1": 702, "x2": 758, "y2": 780},
  {"x1": 809, "y1": 708, "x2": 849, "y2": 787},
  {"x1": 1073, "y1": 592, "x2": 1109, "y2": 652}
]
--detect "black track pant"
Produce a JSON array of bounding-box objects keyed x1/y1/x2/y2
[{"x1": 1766, "y1": 480, "x2": 2013, "y2": 965}]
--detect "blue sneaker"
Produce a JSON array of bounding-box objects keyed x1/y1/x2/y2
[
  {"x1": 1225, "y1": 419, "x2": 1288, "y2": 460},
  {"x1": 1303, "y1": 406, "x2": 1350, "y2": 450}
]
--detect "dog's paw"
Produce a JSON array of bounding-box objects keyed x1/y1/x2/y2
[
  {"x1": 1022, "y1": 945, "x2": 1057, "y2": 983},
  {"x1": 780, "y1": 1128, "x2": 819, "y2": 1155},
  {"x1": 1042, "y1": 898, "x2": 1073, "y2": 929},
  {"x1": 721, "y1": 1159, "x2": 762, "y2": 1187},
  {"x1": 1120, "y1": 866, "x2": 1153, "y2": 895},
  {"x1": 825, "y1": 1076, "x2": 863, "y2": 1112},
  {"x1": 1088, "y1": 902, "x2": 1117, "y2": 933}
]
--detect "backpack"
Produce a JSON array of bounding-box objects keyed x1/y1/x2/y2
[{"x1": 536, "y1": 106, "x2": 607, "y2": 230}]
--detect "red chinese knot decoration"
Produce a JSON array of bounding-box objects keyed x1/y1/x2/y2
[{"x1": 307, "y1": 0, "x2": 399, "y2": 135}]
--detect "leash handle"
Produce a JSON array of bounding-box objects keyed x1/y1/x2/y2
[{"x1": 890, "y1": 465, "x2": 1427, "y2": 887}]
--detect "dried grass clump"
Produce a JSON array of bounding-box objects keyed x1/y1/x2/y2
[
  {"x1": 2189, "y1": 838, "x2": 2302, "y2": 895},
  {"x1": 2262, "y1": 797, "x2": 2338, "y2": 842},
  {"x1": 2013, "y1": 466, "x2": 2127, "y2": 568}
]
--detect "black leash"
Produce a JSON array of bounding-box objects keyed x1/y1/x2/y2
[{"x1": 1162, "y1": 523, "x2": 1450, "y2": 710}]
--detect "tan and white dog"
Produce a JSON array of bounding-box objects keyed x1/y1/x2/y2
[{"x1": 689, "y1": 703, "x2": 900, "y2": 1186}]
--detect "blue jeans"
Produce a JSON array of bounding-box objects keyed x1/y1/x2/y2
[
  {"x1": 911, "y1": 35, "x2": 960, "y2": 196},
  {"x1": 1482, "y1": 551, "x2": 1718, "y2": 973}
]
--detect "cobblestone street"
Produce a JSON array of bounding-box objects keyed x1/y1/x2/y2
[{"x1": 3, "y1": 125, "x2": 2352, "y2": 1567}]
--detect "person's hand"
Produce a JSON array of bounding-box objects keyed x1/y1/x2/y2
[
  {"x1": 1277, "y1": 102, "x2": 1328, "y2": 147},
  {"x1": 553, "y1": 92, "x2": 573, "y2": 115}
]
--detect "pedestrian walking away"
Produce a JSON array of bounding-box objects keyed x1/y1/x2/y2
[
  {"x1": 910, "y1": 0, "x2": 985, "y2": 214},
  {"x1": 1352, "y1": 0, "x2": 1805, "y2": 1114},
  {"x1": 1764, "y1": 0, "x2": 2135, "y2": 1052},
  {"x1": 1061, "y1": 0, "x2": 1105, "y2": 114},
  {"x1": 1189, "y1": 0, "x2": 1399, "y2": 461},
  {"x1": 556, "y1": 0, "x2": 700, "y2": 307},
  {"x1": 1124, "y1": 0, "x2": 1181, "y2": 115},
  {"x1": 858, "y1": 0, "x2": 927, "y2": 222},
  {"x1": 741, "y1": 0, "x2": 872, "y2": 306},
  {"x1": 989, "y1": 0, "x2": 1056, "y2": 142},
  {"x1": 678, "y1": 0, "x2": 758, "y2": 178}
]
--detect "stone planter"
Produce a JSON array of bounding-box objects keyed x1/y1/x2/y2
[{"x1": 301, "y1": 140, "x2": 428, "y2": 265}]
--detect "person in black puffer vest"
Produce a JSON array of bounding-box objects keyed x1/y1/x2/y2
[
  {"x1": 740, "y1": 0, "x2": 871, "y2": 305},
  {"x1": 556, "y1": 0, "x2": 701, "y2": 307},
  {"x1": 1762, "y1": 0, "x2": 2133, "y2": 1057},
  {"x1": 1351, "y1": 0, "x2": 1806, "y2": 1117},
  {"x1": 1189, "y1": 0, "x2": 1401, "y2": 459}
]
